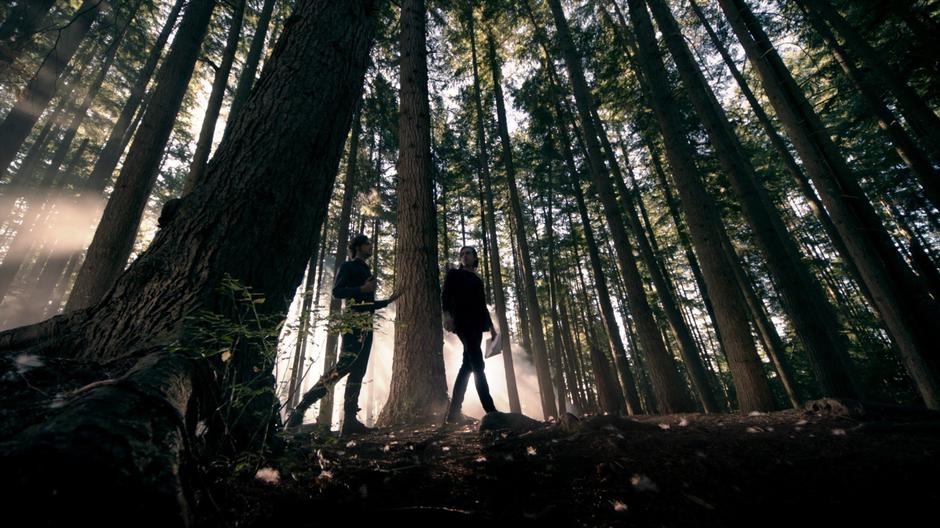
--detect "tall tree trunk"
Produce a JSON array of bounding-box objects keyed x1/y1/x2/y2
[
  {"x1": 0, "y1": 100, "x2": 64, "y2": 227},
  {"x1": 0, "y1": 0, "x2": 106, "y2": 176},
  {"x1": 315, "y1": 102, "x2": 363, "y2": 426},
  {"x1": 720, "y1": 234, "x2": 802, "y2": 408},
  {"x1": 619, "y1": 143, "x2": 719, "y2": 412},
  {"x1": 474, "y1": 171, "x2": 492, "y2": 303},
  {"x1": 555, "y1": 112, "x2": 639, "y2": 414},
  {"x1": 30, "y1": 95, "x2": 149, "y2": 310},
  {"x1": 647, "y1": 0, "x2": 860, "y2": 400},
  {"x1": 0, "y1": 24, "x2": 102, "y2": 224},
  {"x1": 558, "y1": 283, "x2": 590, "y2": 412},
  {"x1": 222, "y1": 0, "x2": 277, "y2": 143},
  {"x1": 486, "y1": 29, "x2": 553, "y2": 417},
  {"x1": 508, "y1": 215, "x2": 534, "y2": 362},
  {"x1": 626, "y1": 0, "x2": 775, "y2": 412},
  {"x1": 547, "y1": 0, "x2": 679, "y2": 414},
  {"x1": 568, "y1": 222, "x2": 628, "y2": 415},
  {"x1": 594, "y1": 108, "x2": 710, "y2": 412},
  {"x1": 0, "y1": 4, "x2": 138, "y2": 308},
  {"x1": 1, "y1": 2, "x2": 385, "y2": 523},
  {"x1": 184, "y1": 0, "x2": 247, "y2": 193},
  {"x1": 717, "y1": 0, "x2": 940, "y2": 408},
  {"x1": 465, "y1": 6, "x2": 523, "y2": 415},
  {"x1": 376, "y1": 0, "x2": 449, "y2": 426},
  {"x1": 81, "y1": 0, "x2": 186, "y2": 202},
  {"x1": 65, "y1": 0, "x2": 218, "y2": 312},
  {"x1": 685, "y1": 0, "x2": 877, "y2": 317},
  {"x1": 286, "y1": 255, "x2": 317, "y2": 409},
  {"x1": 644, "y1": 137, "x2": 731, "y2": 377},
  {"x1": 542, "y1": 160, "x2": 571, "y2": 414}
]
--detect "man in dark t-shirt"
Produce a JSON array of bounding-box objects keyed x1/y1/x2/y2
[{"x1": 286, "y1": 234, "x2": 400, "y2": 435}]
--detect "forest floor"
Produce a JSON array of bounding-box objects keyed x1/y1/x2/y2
[
  {"x1": 196, "y1": 401, "x2": 940, "y2": 527},
  {"x1": 3, "y1": 354, "x2": 937, "y2": 526}
]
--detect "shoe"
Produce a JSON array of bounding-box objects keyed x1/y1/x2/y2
[
  {"x1": 285, "y1": 409, "x2": 305, "y2": 431},
  {"x1": 341, "y1": 417, "x2": 377, "y2": 436},
  {"x1": 443, "y1": 412, "x2": 476, "y2": 426}
]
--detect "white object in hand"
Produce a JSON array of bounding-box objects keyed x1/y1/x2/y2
[{"x1": 484, "y1": 332, "x2": 502, "y2": 358}]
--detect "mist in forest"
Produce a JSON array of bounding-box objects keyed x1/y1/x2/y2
[
  {"x1": 0, "y1": 192, "x2": 104, "y2": 330},
  {"x1": 276, "y1": 297, "x2": 546, "y2": 429}
]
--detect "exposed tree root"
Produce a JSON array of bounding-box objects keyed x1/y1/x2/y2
[{"x1": 0, "y1": 350, "x2": 203, "y2": 527}]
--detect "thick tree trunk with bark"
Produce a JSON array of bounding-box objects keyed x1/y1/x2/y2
[
  {"x1": 376, "y1": 0, "x2": 449, "y2": 426},
  {"x1": 0, "y1": 350, "x2": 203, "y2": 526},
  {"x1": 0, "y1": 2, "x2": 384, "y2": 522}
]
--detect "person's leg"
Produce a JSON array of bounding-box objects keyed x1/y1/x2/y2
[
  {"x1": 465, "y1": 329, "x2": 497, "y2": 413},
  {"x1": 445, "y1": 331, "x2": 474, "y2": 420},
  {"x1": 287, "y1": 329, "x2": 363, "y2": 426},
  {"x1": 342, "y1": 330, "x2": 373, "y2": 421}
]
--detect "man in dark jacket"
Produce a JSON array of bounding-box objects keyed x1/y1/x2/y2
[
  {"x1": 286, "y1": 234, "x2": 400, "y2": 435},
  {"x1": 441, "y1": 246, "x2": 499, "y2": 425}
]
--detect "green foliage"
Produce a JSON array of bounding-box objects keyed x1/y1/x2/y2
[
  {"x1": 325, "y1": 304, "x2": 377, "y2": 336},
  {"x1": 169, "y1": 274, "x2": 285, "y2": 466}
]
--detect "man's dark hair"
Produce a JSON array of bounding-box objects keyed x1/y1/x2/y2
[
  {"x1": 348, "y1": 234, "x2": 370, "y2": 259},
  {"x1": 458, "y1": 245, "x2": 479, "y2": 269}
]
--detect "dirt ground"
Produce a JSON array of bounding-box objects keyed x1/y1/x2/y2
[
  {"x1": 195, "y1": 403, "x2": 940, "y2": 527},
  {"x1": 3, "y1": 354, "x2": 937, "y2": 526}
]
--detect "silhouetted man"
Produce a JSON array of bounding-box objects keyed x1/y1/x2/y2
[
  {"x1": 441, "y1": 245, "x2": 499, "y2": 425},
  {"x1": 286, "y1": 234, "x2": 400, "y2": 435}
]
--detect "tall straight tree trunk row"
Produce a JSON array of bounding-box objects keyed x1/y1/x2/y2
[
  {"x1": 716, "y1": 0, "x2": 940, "y2": 408},
  {"x1": 625, "y1": 0, "x2": 776, "y2": 412},
  {"x1": 65, "y1": 0, "x2": 218, "y2": 312}
]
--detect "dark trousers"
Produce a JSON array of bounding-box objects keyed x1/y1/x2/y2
[
  {"x1": 295, "y1": 326, "x2": 373, "y2": 420},
  {"x1": 446, "y1": 329, "x2": 497, "y2": 418}
]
